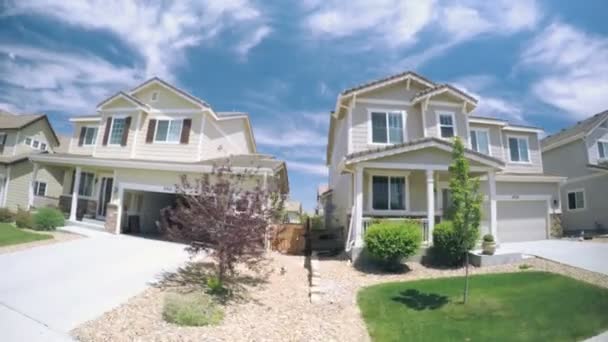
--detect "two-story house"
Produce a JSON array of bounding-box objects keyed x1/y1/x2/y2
[
  {"x1": 0, "y1": 111, "x2": 63, "y2": 210},
  {"x1": 30, "y1": 77, "x2": 289, "y2": 235},
  {"x1": 325, "y1": 71, "x2": 564, "y2": 261},
  {"x1": 541, "y1": 110, "x2": 608, "y2": 233}
]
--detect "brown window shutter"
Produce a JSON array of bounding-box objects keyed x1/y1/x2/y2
[
  {"x1": 121, "y1": 116, "x2": 131, "y2": 146},
  {"x1": 102, "y1": 117, "x2": 112, "y2": 146},
  {"x1": 146, "y1": 119, "x2": 156, "y2": 143},
  {"x1": 180, "y1": 118, "x2": 192, "y2": 144},
  {"x1": 78, "y1": 127, "x2": 86, "y2": 146}
]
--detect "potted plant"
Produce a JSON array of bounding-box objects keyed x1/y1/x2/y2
[{"x1": 481, "y1": 234, "x2": 496, "y2": 255}]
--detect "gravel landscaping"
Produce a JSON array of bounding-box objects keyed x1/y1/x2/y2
[
  {"x1": 72, "y1": 252, "x2": 608, "y2": 342},
  {"x1": 0, "y1": 228, "x2": 82, "y2": 255}
]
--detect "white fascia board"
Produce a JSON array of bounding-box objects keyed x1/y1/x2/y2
[
  {"x1": 503, "y1": 126, "x2": 544, "y2": 134},
  {"x1": 69, "y1": 117, "x2": 101, "y2": 123},
  {"x1": 469, "y1": 118, "x2": 507, "y2": 126}
]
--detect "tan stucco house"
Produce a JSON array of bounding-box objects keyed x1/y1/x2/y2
[
  {"x1": 542, "y1": 110, "x2": 608, "y2": 233},
  {"x1": 30, "y1": 77, "x2": 288, "y2": 235},
  {"x1": 324, "y1": 71, "x2": 564, "y2": 260},
  {"x1": 0, "y1": 111, "x2": 63, "y2": 210}
]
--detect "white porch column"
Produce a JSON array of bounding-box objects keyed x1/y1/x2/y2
[
  {"x1": 27, "y1": 163, "x2": 40, "y2": 210},
  {"x1": 353, "y1": 166, "x2": 364, "y2": 247},
  {"x1": 69, "y1": 166, "x2": 81, "y2": 221},
  {"x1": 426, "y1": 169, "x2": 435, "y2": 244},
  {"x1": 488, "y1": 170, "x2": 498, "y2": 241}
]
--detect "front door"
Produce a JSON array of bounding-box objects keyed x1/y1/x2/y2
[{"x1": 97, "y1": 177, "x2": 113, "y2": 218}]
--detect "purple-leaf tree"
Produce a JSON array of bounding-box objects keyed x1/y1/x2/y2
[{"x1": 161, "y1": 164, "x2": 285, "y2": 283}]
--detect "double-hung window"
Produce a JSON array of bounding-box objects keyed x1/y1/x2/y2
[
  {"x1": 370, "y1": 111, "x2": 404, "y2": 144},
  {"x1": 438, "y1": 113, "x2": 455, "y2": 138},
  {"x1": 109, "y1": 118, "x2": 127, "y2": 145},
  {"x1": 470, "y1": 129, "x2": 490, "y2": 155},
  {"x1": 598, "y1": 141, "x2": 608, "y2": 160},
  {"x1": 78, "y1": 172, "x2": 95, "y2": 197},
  {"x1": 567, "y1": 190, "x2": 585, "y2": 211},
  {"x1": 372, "y1": 175, "x2": 406, "y2": 210},
  {"x1": 33, "y1": 181, "x2": 47, "y2": 196},
  {"x1": 154, "y1": 119, "x2": 183, "y2": 143},
  {"x1": 508, "y1": 136, "x2": 530, "y2": 162},
  {"x1": 83, "y1": 127, "x2": 98, "y2": 145}
]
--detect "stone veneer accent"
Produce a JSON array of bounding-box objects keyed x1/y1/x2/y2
[{"x1": 104, "y1": 203, "x2": 119, "y2": 234}]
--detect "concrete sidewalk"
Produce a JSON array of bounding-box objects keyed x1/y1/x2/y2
[{"x1": 0, "y1": 226, "x2": 190, "y2": 341}]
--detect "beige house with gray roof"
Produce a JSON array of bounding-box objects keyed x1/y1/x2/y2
[
  {"x1": 0, "y1": 111, "x2": 63, "y2": 210},
  {"x1": 31, "y1": 77, "x2": 288, "y2": 235},
  {"x1": 542, "y1": 110, "x2": 608, "y2": 233},
  {"x1": 325, "y1": 71, "x2": 564, "y2": 261}
]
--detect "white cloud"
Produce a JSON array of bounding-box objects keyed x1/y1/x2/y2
[
  {"x1": 236, "y1": 26, "x2": 271, "y2": 58},
  {"x1": 286, "y1": 160, "x2": 328, "y2": 176},
  {"x1": 521, "y1": 22, "x2": 608, "y2": 118}
]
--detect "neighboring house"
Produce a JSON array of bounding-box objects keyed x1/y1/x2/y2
[
  {"x1": 325, "y1": 71, "x2": 564, "y2": 260},
  {"x1": 285, "y1": 200, "x2": 303, "y2": 223},
  {"x1": 541, "y1": 110, "x2": 608, "y2": 233},
  {"x1": 315, "y1": 184, "x2": 329, "y2": 216},
  {"x1": 30, "y1": 77, "x2": 289, "y2": 235},
  {"x1": 0, "y1": 110, "x2": 63, "y2": 210}
]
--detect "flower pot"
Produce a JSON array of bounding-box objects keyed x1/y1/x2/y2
[{"x1": 482, "y1": 241, "x2": 496, "y2": 255}]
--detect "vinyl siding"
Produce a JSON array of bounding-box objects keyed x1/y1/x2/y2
[
  {"x1": 0, "y1": 131, "x2": 18, "y2": 156},
  {"x1": 469, "y1": 123, "x2": 504, "y2": 159},
  {"x1": 134, "y1": 112, "x2": 201, "y2": 162},
  {"x1": 32, "y1": 165, "x2": 65, "y2": 208},
  {"x1": 327, "y1": 115, "x2": 351, "y2": 229},
  {"x1": 560, "y1": 174, "x2": 608, "y2": 231},
  {"x1": 542, "y1": 140, "x2": 591, "y2": 178},
  {"x1": 93, "y1": 112, "x2": 139, "y2": 159},
  {"x1": 199, "y1": 117, "x2": 251, "y2": 158},
  {"x1": 102, "y1": 97, "x2": 135, "y2": 109},
  {"x1": 5, "y1": 161, "x2": 30, "y2": 209},
  {"x1": 131, "y1": 83, "x2": 200, "y2": 110},
  {"x1": 424, "y1": 105, "x2": 468, "y2": 141},
  {"x1": 502, "y1": 131, "x2": 543, "y2": 174},
  {"x1": 586, "y1": 127, "x2": 608, "y2": 165},
  {"x1": 14, "y1": 120, "x2": 55, "y2": 155}
]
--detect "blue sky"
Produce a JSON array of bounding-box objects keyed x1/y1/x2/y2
[{"x1": 0, "y1": 0, "x2": 607, "y2": 211}]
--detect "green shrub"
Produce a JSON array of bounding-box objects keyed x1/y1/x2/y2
[
  {"x1": 33, "y1": 207, "x2": 65, "y2": 231},
  {"x1": 432, "y1": 220, "x2": 478, "y2": 266},
  {"x1": 163, "y1": 292, "x2": 224, "y2": 326},
  {"x1": 0, "y1": 208, "x2": 14, "y2": 223},
  {"x1": 15, "y1": 209, "x2": 33, "y2": 228},
  {"x1": 206, "y1": 275, "x2": 227, "y2": 296},
  {"x1": 482, "y1": 234, "x2": 494, "y2": 242},
  {"x1": 364, "y1": 220, "x2": 422, "y2": 269}
]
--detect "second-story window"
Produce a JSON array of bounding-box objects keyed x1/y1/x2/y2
[
  {"x1": 438, "y1": 113, "x2": 455, "y2": 138},
  {"x1": 598, "y1": 141, "x2": 608, "y2": 160},
  {"x1": 470, "y1": 129, "x2": 490, "y2": 155},
  {"x1": 109, "y1": 118, "x2": 127, "y2": 145},
  {"x1": 155, "y1": 119, "x2": 183, "y2": 143},
  {"x1": 508, "y1": 136, "x2": 530, "y2": 163},
  {"x1": 83, "y1": 127, "x2": 98, "y2": 145},
  {"x1": 371, "y1": 111, "x2": 404, "y2": 144}
]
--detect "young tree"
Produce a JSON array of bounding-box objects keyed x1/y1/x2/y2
[
  {"x1": 448, "y1": 137, "x2": 482, "y2": 304},
  {"x1": 161, "y1": 163, "x2": 285, "y2": 284}
]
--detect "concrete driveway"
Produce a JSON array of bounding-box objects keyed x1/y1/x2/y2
[
  {"x1": 0, "y1": 226, "x2": 191, "y2": 341},
  {"x1": 499, "y1": 240, "x2": 608, "y2": 275}
]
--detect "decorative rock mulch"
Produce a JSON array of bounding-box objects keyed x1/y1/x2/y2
[
  {"x1": 72, "y1": 252, "x2": 608, "y2": 342},
  {"x1": 0, "y1": 229, "x2": 82, "y2": 255}
]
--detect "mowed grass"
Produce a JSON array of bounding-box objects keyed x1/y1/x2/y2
[
  {"x1": 357, "y1": 272, "x2": 608, "y2": 342},
  {"x1": 0, "y1": 223, "x2": 52, "y2": 247}
]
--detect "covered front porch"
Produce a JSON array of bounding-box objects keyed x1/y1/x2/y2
[{"x1": 342, "y1": 138, "x2": 505, "y2": 257}]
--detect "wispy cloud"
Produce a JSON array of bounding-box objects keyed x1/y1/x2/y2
[
  {"x1": 286, "y1": 160, "x2": 328, "y2": 176},
  {"x1": 236, "y1": 26, "x2": 272, "y2": 59},
  {"x1": 256, "y1": 127, "x2": 326, "y2": 148},
  {"x1": 520, "y1": 22, "x2": 608, "y2": 118}
]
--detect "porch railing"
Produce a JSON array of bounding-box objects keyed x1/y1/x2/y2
[{"x1": 362, "y1": 217, "x2": 429, "y2": 244}]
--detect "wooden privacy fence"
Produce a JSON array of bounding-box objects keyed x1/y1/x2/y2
[{"x1": 269, "y1": 222, "x2": 309, "y2": 255}]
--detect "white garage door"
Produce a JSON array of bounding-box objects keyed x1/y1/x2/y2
[{"x1": 497, "y1": 200, "x2": 548, "y2": 242}]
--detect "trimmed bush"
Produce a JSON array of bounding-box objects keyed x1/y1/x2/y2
[
  {"x1": 364, "y1": 220, "x2": 422, "y2": 269},
  {"x1": 33, "y1": 207, "x2": 65, "y2": 231},
  {"x1": 0, "y1": 208, "x2": 14, "y2": 223},
  {"x1": 163, "y1": 292, "x2": 224, "y2": 326},
  {"x1": 15, "y1": 209, "x2": 33, "y2": 228},
  {"x1": 432, "y1": 220, "x2": 478, "y2": 266},
  {"x1": 483, "y1": 234, "x2": 494, "y2": 242}
]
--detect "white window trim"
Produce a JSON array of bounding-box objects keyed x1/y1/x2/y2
[
  {"x1": 470, "y1": 127, "x2": 492, "y2": 156},
  {"x1": 436, "y1": 111, "x2": 457, "y2": 139},
  {"x1": 366, "y1": 108, "x2": 407, "y2": 146},
  {"x1": 34, "y1": 181, "x2": 47, "y2": 197},
  {"x1": 597, "y1": 139, "x2": 608, "y2": 161},
  {"x1": 83, "y1": 126, "x2": 99, "y2": 146},
  {"x1": 153, "y1": 118, "x2": 185, "y2": 144},
  {"x1": 108, "y1": 115, "x2": 128, "y2": 146},
  {"x1": 506, "y1": 134, "x2": 532, "y2": 164},
  {"x1": 366, "y1": 170, "x2": 410, "y2": 215},
  {"x1": 566, "y1": 188, "x2": 586, "y2": 212},
  {"x1": 78, "y1": 171, "x2": 97, "y2": 199}
]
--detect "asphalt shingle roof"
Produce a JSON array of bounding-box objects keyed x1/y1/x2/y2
[
  {"x1": 341, "y1": 71, "x2": 436, "y2": 96},
  {"x1": 542, "y1": 110, "x2": 608, "y2": 148}
]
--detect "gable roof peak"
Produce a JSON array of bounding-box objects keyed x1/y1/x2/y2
[
  {"x1": 340, "y1": 70, "x2": 436, "y2": 96},
  {"x1": 128, "y1": 76, "x2": 210, "y2": 108},
  {"x1": 542, "y1": 109, "x2": 608, "y2": 149}
]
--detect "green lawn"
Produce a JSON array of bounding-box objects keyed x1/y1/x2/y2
[
  {"x1": 358, "y1": 272, "x2": 608, "y2": 342},
  {"x1": 0, "y1": 223, "x2": 53, "y2": 247}
]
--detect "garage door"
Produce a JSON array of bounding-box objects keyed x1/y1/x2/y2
[{"x1": 497, "y1": 200, "x2": 548, "y2": 242}]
